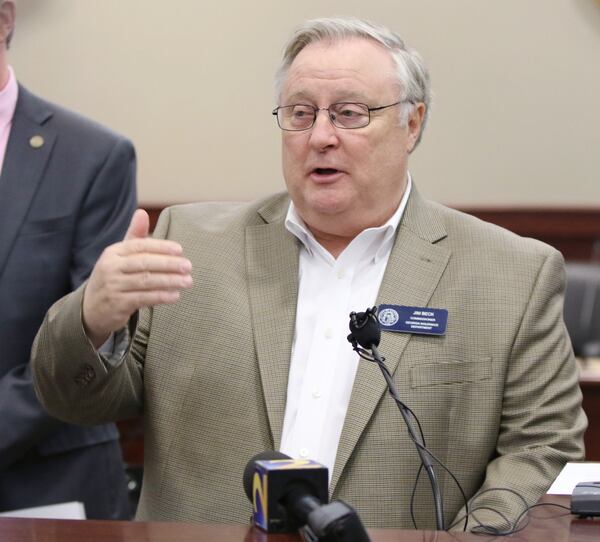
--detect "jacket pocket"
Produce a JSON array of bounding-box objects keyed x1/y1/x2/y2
[
  {"x1": 19, "y1": 215, "x2": 74, "y2": 236},
  {"x1": 409, "y1": 357, "x2": 492, "y2": 388}
]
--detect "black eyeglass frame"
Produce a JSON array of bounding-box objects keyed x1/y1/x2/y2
[{"x1": 271, "y1": 99, "x2": 414, "y2": 131}]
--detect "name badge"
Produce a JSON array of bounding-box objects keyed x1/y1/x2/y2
[{"x1": 377, "y1": 304, "x2": 448, "y2": 336}]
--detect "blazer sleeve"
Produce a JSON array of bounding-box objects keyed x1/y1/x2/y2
[
  {"x1": 31, "y1": 283, "x2": 147, "y2": 425},
  {"x1": 0, "y1": 137, "x2": 136, "y2": 469},
  {"x1": 29, "y1": 204, "x2": 178, "y2": 427},
  {"x1": 449, "y1": 249, "x2": 587, "y2": 532}
]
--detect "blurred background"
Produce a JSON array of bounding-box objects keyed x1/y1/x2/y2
[{"x1": 10, "y1": 0, "x2": 600, "y2": 207}]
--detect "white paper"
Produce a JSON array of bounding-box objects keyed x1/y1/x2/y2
[
  {"x1": 0, "y1": 501, "x2": 86, "y2": 519},
  {"x1": 547, "y1": 462, "x2": 600, "y2": 495}
]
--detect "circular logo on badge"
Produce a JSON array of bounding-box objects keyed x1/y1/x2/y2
[{"x1": 378, "y1": 308, "x2": 399, "y2": 327}]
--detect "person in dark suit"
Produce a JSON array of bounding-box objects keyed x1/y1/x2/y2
[{"x1": 0, "y1": 1, "x2": 135, "y2": 519}]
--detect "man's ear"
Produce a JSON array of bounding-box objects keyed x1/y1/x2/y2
[
  {"x1": 407, "y1": 102, "x2": 426, "y2": 153},
  {"x1": 0, "y1": 1, "x2": 16, "y2": 48}
]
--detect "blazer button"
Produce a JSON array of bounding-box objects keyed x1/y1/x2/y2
[
  {"x1": 73, "y1": 364, "x2": 96, "y2": 387},
  {"x1": 84, "y1": 364, "x2": 96, "y2": 381}
]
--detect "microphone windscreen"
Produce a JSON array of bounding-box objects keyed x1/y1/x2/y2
[
  {"x1": 243, "y1": 452, "x2": 328, "y2": 533},
  {"x1": 243, "y1": 450, "x2": 290, "y2": 501},
  {"x1": 349, "y1": 308, "x2": 381, "y2": 348}
]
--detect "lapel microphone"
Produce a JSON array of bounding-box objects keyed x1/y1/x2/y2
[
  {"x1": 347, "y1": 307, "x2": 380, "y2": 349},
  {"x1": 347, "y1": 306, "x2": 446, "y2": 531}
]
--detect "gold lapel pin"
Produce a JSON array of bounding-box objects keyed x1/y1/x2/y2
[{"x1": 29, "y1": 135, "x2": 44, "y2": 149}]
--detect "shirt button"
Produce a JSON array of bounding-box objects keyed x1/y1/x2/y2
[
  {"x1": 299, "y1": 448, "x2": 309, "y2": 458},
  {"x1": 337, "y1": 269, "x2": 346, "y2": 279},
  {"x1": 312, "y1": 389, "x2": 321, "y2": 399},
  {"x1": 324, "y1": 328, "x2": 333, "y2": 339}
]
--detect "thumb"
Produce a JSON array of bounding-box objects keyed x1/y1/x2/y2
[{"x1": 124, "y1": 209, "x2": 150, "y2": 241}]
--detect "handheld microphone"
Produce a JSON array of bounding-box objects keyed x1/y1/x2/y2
[
  {"x1": 243, "y1": 451, "x2": 371, "y2": 541},
  {"x1": 243, "y1": 451, "x2": 329, "y2": 533}
]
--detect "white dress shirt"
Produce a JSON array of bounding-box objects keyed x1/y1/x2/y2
[{"x1": 280, "y1": 176, "x2": 412, "y2": 481}]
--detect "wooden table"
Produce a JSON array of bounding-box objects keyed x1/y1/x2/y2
[{"x1": 1, "y1": 496, "x2": 598, "y2": 542}]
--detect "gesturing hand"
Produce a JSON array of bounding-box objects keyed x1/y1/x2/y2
[{"x1": 82, "y1": 209, "x2": 193, "y2": 348}]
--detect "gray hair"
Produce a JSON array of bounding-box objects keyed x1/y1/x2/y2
[{"x1": 275, "y1": 17, "x2": 431, "y2": 147}]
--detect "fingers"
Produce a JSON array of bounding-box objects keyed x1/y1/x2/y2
[
  {"x1": 93, "y1": 247, "x2": 193, "y2": 295},
  {"x1": 117, "y1": 253, "x2": 191, "y2": 274},
  {"x1": 82, "y1": 220, "x2": 194, "y2": 347},
  {"x1": 117, "y1": 208, "x2": 184, "y2": 256},
  {"x1": 98, "y1": 290, "x2": 184, "y2": 322},
  {"x1": 115, "y1": 237, "x2": 184, "y2": 257},
  {"x1": 112, "y1": 271, "x2": 193, "y2": 292},
  {"x1": 124, "y1": 209, "x2": 150, "y2": 241}
]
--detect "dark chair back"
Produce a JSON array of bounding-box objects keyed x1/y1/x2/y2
[{"x1": 564, "y1": 263, "x2": 600, "y2": 358}]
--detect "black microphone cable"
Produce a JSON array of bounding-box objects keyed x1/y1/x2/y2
[
  {"x1": 347, "y1": 306, "x2": 570, "y2": 536},
  {"x1": 447, "y1": 487, "x2": 571, "y2": 536},
  {"x1": 348, "y1": 307, "x2": 467, "y2": 531}
]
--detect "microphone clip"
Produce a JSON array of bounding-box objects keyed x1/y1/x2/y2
[{"x1": 347, "y1": 307, "x2": 384, "y2": 363}]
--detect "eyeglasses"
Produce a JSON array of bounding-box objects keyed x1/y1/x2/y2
[{"x1": 272, "y1": 99, "x2": 411, "y2": 131}]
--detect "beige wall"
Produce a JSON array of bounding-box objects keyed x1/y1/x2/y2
[{"x1": 9, "y1": 0, "x2": 600, "y2": 206}]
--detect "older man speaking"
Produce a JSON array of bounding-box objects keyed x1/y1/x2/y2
[{"x1": 32, "y1": 17, "x2": 585, "y2": 531}]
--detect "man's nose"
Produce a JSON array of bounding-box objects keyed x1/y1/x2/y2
[{"x1": 309, "y1": 110, "x2": 339, "y2": 149}]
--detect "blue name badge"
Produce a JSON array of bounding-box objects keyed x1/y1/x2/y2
[{"x1": 378, "y1": 304, "x2": 448, "y2": 336}]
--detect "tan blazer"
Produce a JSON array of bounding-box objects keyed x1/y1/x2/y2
[{"x1": 32, "y1": 187, "x2": 586, "y2": 529}]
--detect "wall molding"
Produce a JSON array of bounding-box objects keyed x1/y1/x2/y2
[{"x1": 142, "y1": 204, "x2": 600, "y2": 261}]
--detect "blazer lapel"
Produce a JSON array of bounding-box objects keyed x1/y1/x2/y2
[
  {"x1": 331, "y1": 188, "x2": 451, "y2": 493},
  {"x1": 0, "y1": 86, "x2": 56, "y2": 279},
  {"x1": 246, "y1": 195, "x2": 299, "y2": 449}
]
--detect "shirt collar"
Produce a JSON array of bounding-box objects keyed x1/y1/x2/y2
[
  {"x1": 0, "y1": 66, "x2": 18, "y2": 130},
  {"x1": 285, "y1": 173, "x2": 412, "y2": 263}
]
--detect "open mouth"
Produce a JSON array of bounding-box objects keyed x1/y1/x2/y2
[{"x1": 313, "y1": 168, "x2": 340, "y2": 175}]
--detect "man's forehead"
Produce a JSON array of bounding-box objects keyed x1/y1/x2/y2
[
  {"x1": 290, "y1": 37, "x2": 394, "y2": 70},
  {"x1": 284, "y1": 85, "x2": 373, "y2": 104},
  {"x1": 283, "y1": 38, "x2": 397, "y2": 100}
]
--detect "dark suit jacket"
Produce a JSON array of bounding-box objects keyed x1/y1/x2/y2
[
  {"x1": 32, "y1": 189, "x2": 586, "y2": 529},
  {"x1": 0, "y1": 85, "x2": 136, "y2": 517}
]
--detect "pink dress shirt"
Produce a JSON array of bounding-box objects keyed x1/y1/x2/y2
[{"x1": 0, "y1": 66, "x2": 19, "y2": 175}]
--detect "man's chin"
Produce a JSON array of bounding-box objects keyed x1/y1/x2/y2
[
  {"x1": 299, "y1": 200, "x2": 355, "y2": 235},
  {"x1": 306, "y1": 199, "x2": 349, "y2": 218}
]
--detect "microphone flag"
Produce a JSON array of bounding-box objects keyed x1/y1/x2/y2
[{"x1": 251, "y1": 458, "x2": 328, "y2": 532}]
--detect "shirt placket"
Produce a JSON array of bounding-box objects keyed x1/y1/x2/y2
[{"x1": 291, "y1": 262, "x2": 354, "y2": 463}]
